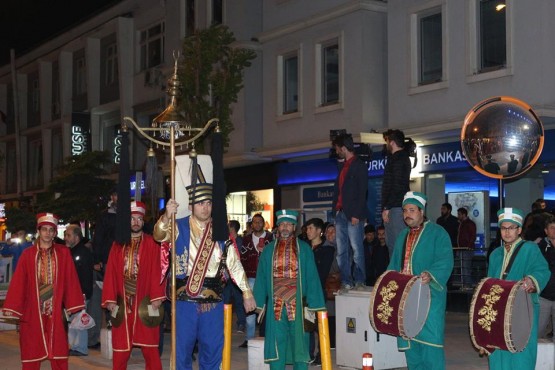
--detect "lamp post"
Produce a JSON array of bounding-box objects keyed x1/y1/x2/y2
[{"x1": 122, "y1": 51, "x2": 218, "y2": 370}]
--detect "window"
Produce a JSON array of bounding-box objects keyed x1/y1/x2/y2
[
  {"x1": 186, "y1": 0, "x2": 195, "y2": 37},
  {"x1": 31, "y1": 79, "x2": 40, "y2": 113},
  {"x1": 282, "y1": 54, "x2": 299, "y2": 114},
  {"x1": 27, "y1": 136, "x2": 43, "y2": 190},
  {"x1": 5, "y1": 142, "x2": 16, "y2": 193},
  {"x1": 319, "y1": 40, "x2": 339, "y2": 105},
  {"x1": 212, "y1": 0, "x2": 223, "y2": 25},
  {"x1": 52, "y1": 62, "x2": 61, "y2": 120},
  {"x1": 419, "y1": 12, "x2": 442, "y2": 84},
  {"x1": 479, "y1": 0, "x2": 506, "y2": 72},
  {"x1": 105, "y1": 43, "x2": 118, "y2": 86},
  {"x1": 74, "y1": 57, "x2": 87, "y2": 95},
  {"x1": 140, "y1": 23, "x2": 165, "y2": 70},
  {"x1": 51, "y1": 130, "x2": 63, "y2": 177}
]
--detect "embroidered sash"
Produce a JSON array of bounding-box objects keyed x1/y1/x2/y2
[
  {"x1": 272, "y1": 237, "x2": 299, "y2": 321},
  {"x1": 37, "y1": 246, "x2": 56, "y2": 315},
  {"x1": 185, "y1": 221, "x2": 216, "y2": 297}
]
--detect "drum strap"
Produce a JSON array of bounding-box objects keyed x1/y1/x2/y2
[{"x1": 502, "y1": 240, "x2": 525, "y2": 279}]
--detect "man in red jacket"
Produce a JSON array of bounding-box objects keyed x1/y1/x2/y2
[
  {"x1": 102, "y1": 201, "x2": 166, "y2": 370},
  {"x1": 2, "y1": 212, "x2": 85, "y2": 370}
]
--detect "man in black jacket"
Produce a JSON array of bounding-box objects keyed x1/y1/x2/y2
[
  {"x1": 436, "y1": 203, "x2": 459, "y2": 248},
  {"x1": 65, "y1": 224, "x2": 95, "y2": 355},
  {"x1": 331, "y1": 134, "x2": 368, "y2": 291},
  {"x1": 381, "y1": 129, "x2": 411, "y2": 257}
]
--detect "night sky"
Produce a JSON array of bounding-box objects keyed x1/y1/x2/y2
[{"x1": 0, "y1": 0, "x2": 121, "y2": 67}]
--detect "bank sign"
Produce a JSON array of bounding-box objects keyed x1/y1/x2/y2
[{"x1": 420, "y1": 142, "x2": 470, "y2": 173}]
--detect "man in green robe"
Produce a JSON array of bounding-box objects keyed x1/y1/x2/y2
[
  {"x1": 486, "y1": 207, "x2": 550, "y2": 370},
  {"x1": 387, "y1": 191, "x2": 454, "y2": 370},
  {"x1": 253, "y1": 209, "x2": 326, "y2": 370}
]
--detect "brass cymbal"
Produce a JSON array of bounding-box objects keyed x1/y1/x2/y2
[
  {"x1": 111, "y1": 295, "x2": 125, "y2": 328},
  {"x1": 138, "y1": 295, "x2": 164, "y2": 328}
]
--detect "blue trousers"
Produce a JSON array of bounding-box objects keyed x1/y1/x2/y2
[
  {"x1": 176, "y1": 300, "x2": 223, "y2": 370},
  {"x1": 335, "y1": 210, "x2": 365, "y2": 286}
]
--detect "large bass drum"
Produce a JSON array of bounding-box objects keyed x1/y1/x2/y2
[
  {"x1": 369, "y1": 270, "x2": 430, "y2": 339},
  {"x1": 469, "y1": 277, "x2": 532, "y2": 353}
]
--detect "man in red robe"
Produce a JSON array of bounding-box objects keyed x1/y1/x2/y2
[
  {"x1": 2, "y1": 212, "x2": 85, "y2": 370},
  {"x1": 102, "y1": 201, "x2": 165, "y2": 370}
]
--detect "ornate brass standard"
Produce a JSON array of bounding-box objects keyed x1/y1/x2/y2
[{"x1": 122, "y1": 51, "x2": 218, "y2": 370}]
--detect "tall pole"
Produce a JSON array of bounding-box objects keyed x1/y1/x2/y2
[{"x1": 169, "y1": 126, "x2": 177, "y2": 370}]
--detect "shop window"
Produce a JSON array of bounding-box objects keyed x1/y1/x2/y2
[{"x1": 140, "y1": 22, "x2": 165, "y2": 71}]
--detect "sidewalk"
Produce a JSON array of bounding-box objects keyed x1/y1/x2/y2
[{"x1": 0, "y1": 312, "x2": 488, "y2": 369}]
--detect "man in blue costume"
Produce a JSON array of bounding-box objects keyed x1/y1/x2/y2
[
  {"x1": 154, "y1": 170, "x2": 255, "y2": 370},
  {"x1": 254, "y1": 210, "x2": 326, "y2": 370},
  {"x1": 387, "y1": 191, "x2": 453, "y2": 370},
  {"x1": 486, "y1": 208, "x2": 549, "y2": 370}
]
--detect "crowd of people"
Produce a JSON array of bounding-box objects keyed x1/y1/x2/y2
[{"x1": 0, "y1": 130, "x2": 553, "y2": 370}]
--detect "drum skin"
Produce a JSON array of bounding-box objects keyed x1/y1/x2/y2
[
  {"x1": 369, "y1": 270, "x2": 431, "y2": 339},
  {"x1": 469, "y1": 277, "x2": 532, "y2": 353}
]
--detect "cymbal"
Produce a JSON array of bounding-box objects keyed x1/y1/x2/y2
[
  {"x1": 138, "y1": 295, "x2": 164, "y2": 328},
  {"x1": 111, "y1": 295, "x2": 125, "y2": 328}
]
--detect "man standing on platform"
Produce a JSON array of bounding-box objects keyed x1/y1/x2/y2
[
  {"x1": 154, "y1": 180, "x2": 256, "y2": 370},
  {"x1": 102, "y1": 201, "x2": 166, "y2": 370},
  {"x1": 240, "y1": 213, "x2": 274, "y2": 345},
  {"x1": 456, "y1": 207, "x2": 476, "y2": 288},
  {"x1": 486, "y1": 208, "x2": 549, "y2": 370},
  {"x1": 2, "y1": 213, "x2": 85, "y2": 370},
  {"x1": 331, "y1": 133, "x2": 368, "y2": 291},
  {"x1": 387, "y1": 192, "x2": 453, "y2": 370},
  {"x1": 381, "y1": 129, "x2": 412, "y2": 257},
  {"x1": 253, "y1": 210, "x2": 326, "y2": 370}
]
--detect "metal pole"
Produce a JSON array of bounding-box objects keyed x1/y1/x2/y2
[
  {"x1": 498, "y1": 179, "x2": 504, "y2": 209},
  {"x1": 170, "y1": 125, "x2": 177, "y2": 370}
]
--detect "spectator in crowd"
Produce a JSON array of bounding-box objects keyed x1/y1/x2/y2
[
  {"x1": 88, "y1": 187, "x2": 118, "y2": 348},
  {"x1": 436, "y1": 203, "x2": 459, "y2": 248},
  {"x1": 366, "y1": 225, "x2": 389, "y2": 286},
  {"x1": 253, "y1": 210, "x2": 326, "y2": 369},
  {"x1": 363, "y1": 224, "x2": 378, "y2": 286},
  {"x1": 0, "y1": 228, "x2": 32, "y2": 273},
  {"x1": 2, "y1": 213, "x2": 85, "y2": 370},
  {"x1": 382, "y1": 129, "x2": 412, "y2": 257},
  {"x1": 457, "y1": 208, "x2": 476, "y2": 288},
  {"x1": 485, "y1": 208, "x2": 549, "y2": 369},
  {"x1": 239, "y1": 214, "x2": 274, "y2": 346},
  {"x1": 64, "y1": 224, "x2": 95, "y2": 356},
  {"x1": 522, "y1": 199, "x2": 552, "y2": 243},
  {"x1": 224, "y1": 220, "x2": 246, "y2": 336},
  {"x1": 305, "y1": 217, "x2": 335, "y2": 364},
  {"x1": 102, "y1": 201, "x2": 166, "y2": 370},
  {"x1": 331, "y1": 133, "x2": 368, "y2": 291},
  {"x1": 537, "y1": 217, "x2": 555, "y2": 342}
]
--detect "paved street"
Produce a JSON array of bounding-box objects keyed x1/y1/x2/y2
[{"x1": 0, "y1": 311, "x2": 492, "y2": 370}]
